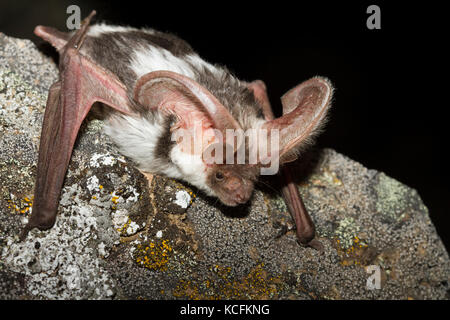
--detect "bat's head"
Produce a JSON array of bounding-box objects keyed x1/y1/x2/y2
[
  {"x1": 206, "y1": 163, "x2": 259, "y2": 206},
  {"x1": 134, "y1": 71, "x2": 333, "y2": 207}
]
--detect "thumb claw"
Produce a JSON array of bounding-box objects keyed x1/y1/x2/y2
[{"x1": 307, "y1": 239, "x2": 325, "y2": 253}]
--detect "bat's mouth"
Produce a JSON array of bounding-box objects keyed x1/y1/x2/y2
[{"x1": 219, "y1": 192, "x2": 251, "y2": 207}]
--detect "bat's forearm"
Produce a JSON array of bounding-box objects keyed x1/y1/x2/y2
[{"x1": 280, "y1": 165, "x2": 315, "y2": 245}]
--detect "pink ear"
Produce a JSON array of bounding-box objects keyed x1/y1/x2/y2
[
  {"x1": 134, "y1": 71, "x2": 242, "y2": 132},
  {"x1": 262, "y1": 77, "x2": 333, "y2": 160},
  {"x1": 134, "y1": 71, "x2": 243, "y2": 159}
]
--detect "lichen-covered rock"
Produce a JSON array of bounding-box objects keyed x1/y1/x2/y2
[{"x1": 0, "y1": 33, "x2": 449, "y2": 300}]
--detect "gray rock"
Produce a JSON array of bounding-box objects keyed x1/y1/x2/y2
[{"x1": 0, "y1": 32, "x2": 449, "y2": 300}]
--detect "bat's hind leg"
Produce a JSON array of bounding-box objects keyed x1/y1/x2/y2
[
  {"x1": 21, "y1": 10, "x2": 132, "y2": 240},
  {"x1": 20, "y1": 82, "x2": 62, "y2": 240}
]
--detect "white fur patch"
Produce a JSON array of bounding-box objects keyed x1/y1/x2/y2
[
  {"x1": 87, "y1": 24, "x2": 139, "y2": 37},
  {"x1": 185, "y1": 54, "x2": 223, "y2": 78},
  {"x1": 104, "y1": 114, "x2": 176, "y2": 174},
  {"x1": 104, "y1": 114, "x2": 214, "y2": 195},
  {"x1": 87, "y1": 24, "x2": 223, "y2": 82},
  {"x1": 130, "y1": 45, "x2": 196, "y2": 79},
  {"x1": 130, "y1": 46, "x2": 222, "y2": 82},
  {"x1": 170, "y1": 145, "x2": 213, "y2": 195}
]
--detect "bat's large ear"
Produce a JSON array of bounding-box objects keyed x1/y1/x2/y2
[
  {"x1": 134, "y1": 71, "x2": 241, "y2": 131},
  {"x1": 262, "y1": 77, "x2": 333, "y2": 163},
  {"x1": 134, "y1": 71, "x2": 242, "y2": 161}
]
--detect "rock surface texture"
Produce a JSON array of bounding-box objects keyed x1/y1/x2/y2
[{"x1": 0, "y1": 33, "x2": 449, "y2": 300}]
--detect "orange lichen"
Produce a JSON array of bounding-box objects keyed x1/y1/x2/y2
[
  {"x1": 7, "y1": 195, "x2": 33, "y2": 215},
  {"x1": 134, "y1": 239, "x2": 173, "y2": 271},
  {"x1": 111, "y1": 195, "x2": 120, "y2": 204},
  {"x1": 116, "y1": 218, "x2": 131, "y2": 234},
  {"x1": 172, "y1": 263, "x2": 281, "y2": 300},
  {"x1": 335, "y1": 236, "x2": 371, "y2": 266},
  {"x1": 171, "y1": 179, "x2": 197, "y2": 201}
]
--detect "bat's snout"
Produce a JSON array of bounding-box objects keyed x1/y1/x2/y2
[{"x1": 219, "y1": 180, "x2": 253, "y2": 206}]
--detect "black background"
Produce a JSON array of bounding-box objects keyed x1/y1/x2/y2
[{"x1": 1, "y1": 1, "x2": 448, "y2": 251}]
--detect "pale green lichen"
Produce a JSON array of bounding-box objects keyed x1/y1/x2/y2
[
  {"x1": 0, "y1": 68, "x2": 45, "y2": 114},
  {"x1": 270, "y1": 195, "x2": 288, "y2": 213},
  {"x1": 374, "y1": 173, "x2": 411, "y2": 222},
  {"x1": 321, "y1": 168, "x2": 343, "y2": 186},
  {"x1": 334, "y1": 217, "x2": 360, "y2": 249},
  {"x1": 0, "y1": 72, "x2": 5, "y2": 93},
  {"x1": 335, "y1": 236, "x2": 371, "y2": 266}
]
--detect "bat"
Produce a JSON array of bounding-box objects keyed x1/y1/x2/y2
[{"x1": 20, "y1": 11, "x2": 333, "y2": 250}]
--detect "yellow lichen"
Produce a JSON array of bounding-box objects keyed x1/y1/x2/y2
[
  {"x1": 134, "y1": 239, "x2": 173, "y2": 271},
  {"x1": 116, "y1": 218, "x2": 131, "y2": 234},
  {"x1": 7, "y1": 195, "x2": 33, "y2": 215},
  {"x1": 322, "y1": 168, "x2": 343, "y2": 186},
  {"x1": 172, "y1": 263, "x2": 281, "y2": 300},
  {"x1": 170, "y1": 179, "x2": 197, "y2": 201},
  {"x1": 335, "y1": 236, "x2": 370, "y2": 266}
]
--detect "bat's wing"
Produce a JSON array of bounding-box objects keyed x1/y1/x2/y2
[
  {"x1": 247, "y1": 79, "x2": 328, "y2": 249},
  {"x1": 21, "y1": 11, "x2": 134, "y2": 240},
  {"x1": 246, "y1": 80, "x2": 275, "y2": 120}
]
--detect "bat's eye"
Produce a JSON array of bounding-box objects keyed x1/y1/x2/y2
[{"x1": 215, "y1": 172, "x2": 224, "y2": 181}]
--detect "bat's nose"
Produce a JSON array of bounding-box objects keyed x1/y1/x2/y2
[
  {"x1": 234, "y1": 189, "x2": 252, "y2": 204},
  {"x1": 235, "y1": 193, "x2": 246, "y2": 203},
  {"x1": 225, "y1": 177, "x2": 241, "y2": 192}
]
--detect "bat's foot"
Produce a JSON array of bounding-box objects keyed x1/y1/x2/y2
[
  {"x1": 298, "y1": 238, "x2": 325, "y2": 253},
  {"x1": 272, "y1": 214, "x2": 324, "y2": 252},
  {"x1": 19, "y1": 213, "x2": 56, "y2": 241},
  {"x1": 272, "y1": 215, "x2": 295, "y2": 238},
  {"x1": 296, "y1": 229, "x2": 324, "y2": 253}
]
